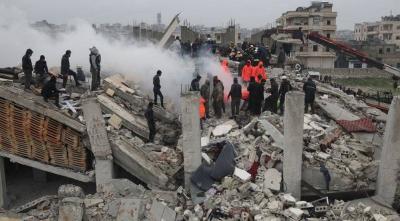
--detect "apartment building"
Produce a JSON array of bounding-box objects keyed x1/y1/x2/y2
[
  {"x1": 354, "y1": 15, "x2": 400, "y2": 48},
  {"x1": 276, "y1": 1, "x2": 337, "y2": 68}
]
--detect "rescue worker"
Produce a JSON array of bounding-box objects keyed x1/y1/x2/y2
[
  {"x1": 277, "y1": 47, "x2": 286, "y2": 69},
  {"x1": 278, "y1": 75, "x2": 292, "y2": 114},
  {"x1": 61, "y1": 50, "x2": 81, "y2": 88},
  {"x1": 200, "y1": 80, "x2": 210, "y2": 118},
  {"x1": 263, "y1": 78, "x2": 279, "y2": 113},
  {"x1": 241, "y1": 60, "x2": 253, "y2": 85},
  {"x1": 190, "y1": 75, "x2": 201, "y2": 91},
  {"x1": 153, "y1": 70, "x2": 165, "y2": 108},
  {"x1": 199, "y1": 97, "x2": 206, "y2": 129},
  {"x1": 247, "y1": 76, "x2": 257, "y2": 114},
  {"x1": 89, "y1": 46, "x2": 101, "y2": 91},
  {"x1": 34, "y1": 55, "x2": 48, "y2": 87},
  {"x1": 41, "y1": 73, "x2": 61, "y2": 108},
  {"x1": 221, "y1": 60, "x2": 230, "y2": 74},
  {"x1": 227, "y1": 77, "x2": 242, "y2": 118},
  {"x1": 253, "y1": 77, "x2": 265, "y2": 115},
  {"x1": 170, "y1": 36, "x2": 182, "y2": 54},
  {"x1": 212, "y1": 76, "x2": 224, "y2": 118},
  {"x1": 22, "y1": 49, "x2": 34, "y2": 90},
  {"x1": 252, "y1": 61, "x2": 267, "y2": 82},
  {"x1": 303, "y1": 77, "x2": 317, "y2": 114},
  {"x1": 144, "y1": 102, "x2": 156, "y2": 142}
]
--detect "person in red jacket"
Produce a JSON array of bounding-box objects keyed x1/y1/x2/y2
[
  {"x1": 241, "y1": 60, "x2": 253, "y2": 85},
  {"x1": 252, "y1": 61, "x2": 267, "y2": 82},
  {"x1": 199, "y1": 97, "x2": 206, "y2": 129}
]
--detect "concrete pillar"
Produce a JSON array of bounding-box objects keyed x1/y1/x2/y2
[
  {"x1": 376, "y1": 96, "x2": 400, "y2": 205},
  {"x1": 32, "y1": 169, "x2": 47, "y2": 182},
  {"x1": 283, "y1": 91, "x2": 305, "y2": 199},
  {"x1": 95, "y1": 159, "x2": 114, "y2": 191},
  {"x1": 0, "y1": 157, "x2": 6, "y2": 208},
  {"x1": 180, "y1": 92, "x2": 201, "y2": 192}
]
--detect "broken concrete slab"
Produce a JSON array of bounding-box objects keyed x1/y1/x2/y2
[
  {"x1": 58, "y1": 197, "x2": 84, "y2": 221},
  {"x1": 316, "y1": 99, "x2": 360, "y2": 121},
  {"x1": 257, "y1": 119, "x2": 283, "y2": 149},
  {"x1": 116, "y1": 198, "x2": 143, "y2": 221},
  {"x1": 108, "y1": 114, "x2": 123, "y2": 130},
  {"x1": 149, "y1": 201, "x2": 176, "y2": 221},
  {"x1": 97, "y1": 94, "x2": 149, "y2": 140},
  {"x1": 264, "y1": 168, "x2": 282, "y2": 192},
  {"x1": 212, "y1": 124, "x2": 233, "y2": 137},
  {"x1": 110, "y1": 138, "x2": 169, "y2": 188}
]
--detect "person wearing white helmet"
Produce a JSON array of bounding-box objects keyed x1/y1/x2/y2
[{"x1": 89, "y1": 46, "x2": 101, "y2": 91}]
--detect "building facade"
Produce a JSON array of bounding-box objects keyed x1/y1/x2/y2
[
  {"x1": 276, "y1": 1, "x2": 337, "y2": 69},
  {"x1": 354, "y1": 15, "x2": 400, "y2": 48}
]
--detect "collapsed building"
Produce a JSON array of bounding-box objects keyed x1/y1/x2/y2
[{"x1": 0, "y1": 63, "x2": 399, "y2": 220}]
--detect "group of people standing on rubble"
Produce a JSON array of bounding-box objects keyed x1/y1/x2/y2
[{"x1": 21, "y1": 47, "x2": 102, "y2": 107}]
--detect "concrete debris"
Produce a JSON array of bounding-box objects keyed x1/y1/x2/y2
[{"x1": 1, "y1": 71, "x2": 399, "y2": 221}]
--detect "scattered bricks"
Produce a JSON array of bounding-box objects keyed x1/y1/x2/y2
[{"x1": 108, "y1": 114, "x2": 123, "y2": 130}]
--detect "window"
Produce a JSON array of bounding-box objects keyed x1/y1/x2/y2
[
  {"x1": 299, "y1": 46, "x2": 304, "y2": 52},
  {"x1": 379, "y1": 48, "x2": 383, "y2": 54},
  {"x1": 397, "y1": 25, "x2": 400, "y2": 30},
  {"x1": 397, "y1": 36, "x2": 400, "y2": 40},
  {"x1": 313, "y1": 45, "x2": 318, "y2": 52},
  {"x1": 326, "y1": 47, "x2": 330, "y2": 52},
  {"x1": 397, "y1": 63, "x2": 400, "y2": 68},
  {"x1": 387, "y1": 48, "x2": 391, "y2": 53},
  {"x1": 327, "y1": 20, "x2": 331, "y2": 25},
  {"x1": 313, "y1": 17, "x2": 321, "y2": 25},
  {"x1": 326, "y1": 33, "x2": 331, "y2": 39}
]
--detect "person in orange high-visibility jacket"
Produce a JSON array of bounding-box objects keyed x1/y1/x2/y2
[
  {"x1": 252, "y1": 61, "x2": 267, "y2": 82},
  {"x1": 221, "y1": 59, "x2": 230, "y2": 74},
  {"x1": 199, "y1": 97, "x2": 206, "y2": 129},
  {"x1": 199, "y1": 97, "x2": 206, "y2": 119},
  {"x1": 241, "y1": 60, "x2": 253, "y2": 83}
]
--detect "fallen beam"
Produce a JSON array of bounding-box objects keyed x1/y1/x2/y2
[
  {"x1": 110, "y1": 138, "x2": 169, "y2": 188},
  {"x1": 82, "y1": 98, "x2": 112, "y2": 158},
  {"x1": 0, "y1": 86, "x2": 85, "y2": 133},
  {"x1": 0, "y1": 151, "x2": 94, "y2": 183},
  {"x1": 258, "y1": 119, "x2": 284, "y2": 149},
  {"x1": 103, "y1": 75, "x2": 178, "y2": 124},
  {"x1": 97, "y1": 94, "x2": 149, "y2": 140}
]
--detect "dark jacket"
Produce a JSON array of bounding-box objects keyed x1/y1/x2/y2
[
  {"x1": 144, "y1": 107, "x2": 155, "y2": 126},
  {"x1": 228, "y1": 83, "x2": 242, "y2": 99},
  {"x1": 279, "y1": 79, "x2": 292, "y2": 97},
  {"x1": 153, "y1": 75, "x2": 161, "y2": 90},
  {"x1": 34, "y1": 60, "x2": 48, "y2": 74},
  {"x1": 190, "y1": 78, "x2": 200, "y2": 91},
  {"x1": 200, "y1": 83, "x2": 210, "y2": 100},
  {"x1": 61, "y1": 54, "x2": 70, "y2": 75},
  {"x1": 255, "y1": 83, "x2": 265, "y2": 101},
  {"x1": 41, "y1": 77, "x2": 58, "y2": 98},
  {"x1": 270, "y1": 80, "x2": 279, "y2": 99},
  {"x1": 89, "y1": 53, "x2": 101, "y2": 72},
  {"x1": 303, "y1": 79, "x2": 317, "y2": 102},
  {"x1": 22, "y1": 54, "x2": 33, "y2": 71}
]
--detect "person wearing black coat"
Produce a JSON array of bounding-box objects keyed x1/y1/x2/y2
[
  {"x1": 278, "y1": 76, "x2": 292, "y2": 114},
  {"x1": 253, "y1": 77, "x2": 265, "y2": 115},
  {"x1": 144, "y1": 102, "x2": 156, "y2": 142},
  {"x1": 247, "y1": 77, "x2": 257, "y2": 114},
  {"x1": 303, "y1": 77, "x2": 317, "y2": 114},
  {"x1": 61, "y1": 50, "x2": 80, "y2": 88},
  {"x1": 190, "y1": 75, "x2": 201, "y2": 91},
  {"x1": 22, "y1": 49, "x2": 34, "y2": 90},
  {"x1": 153, "y1": 70, "x2": 164, "y2": 108},
  {"x1": 41, "y1": 75, "x2": 61, "y2": 108},
  {"x1": 263, "y1": 78, "x2": 279, "y2": 113},
  {"x1": 34, "y1": 55, "x2": 48, "y2": 87},
  {"x1": 227, "y1": 77, "x2": 242, "y2": 118}
]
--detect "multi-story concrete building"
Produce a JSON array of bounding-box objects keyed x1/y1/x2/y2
[
  {"x1": 276, "y1": 1, "x2": 337, "y2": 68},
  {"x1": 354, "y1": 15, "x2": 400, "y2": 48}
]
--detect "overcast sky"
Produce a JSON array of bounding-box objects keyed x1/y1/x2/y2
[{"x1": 1, "y1": 0, "x2": 398, "y2": 30}]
